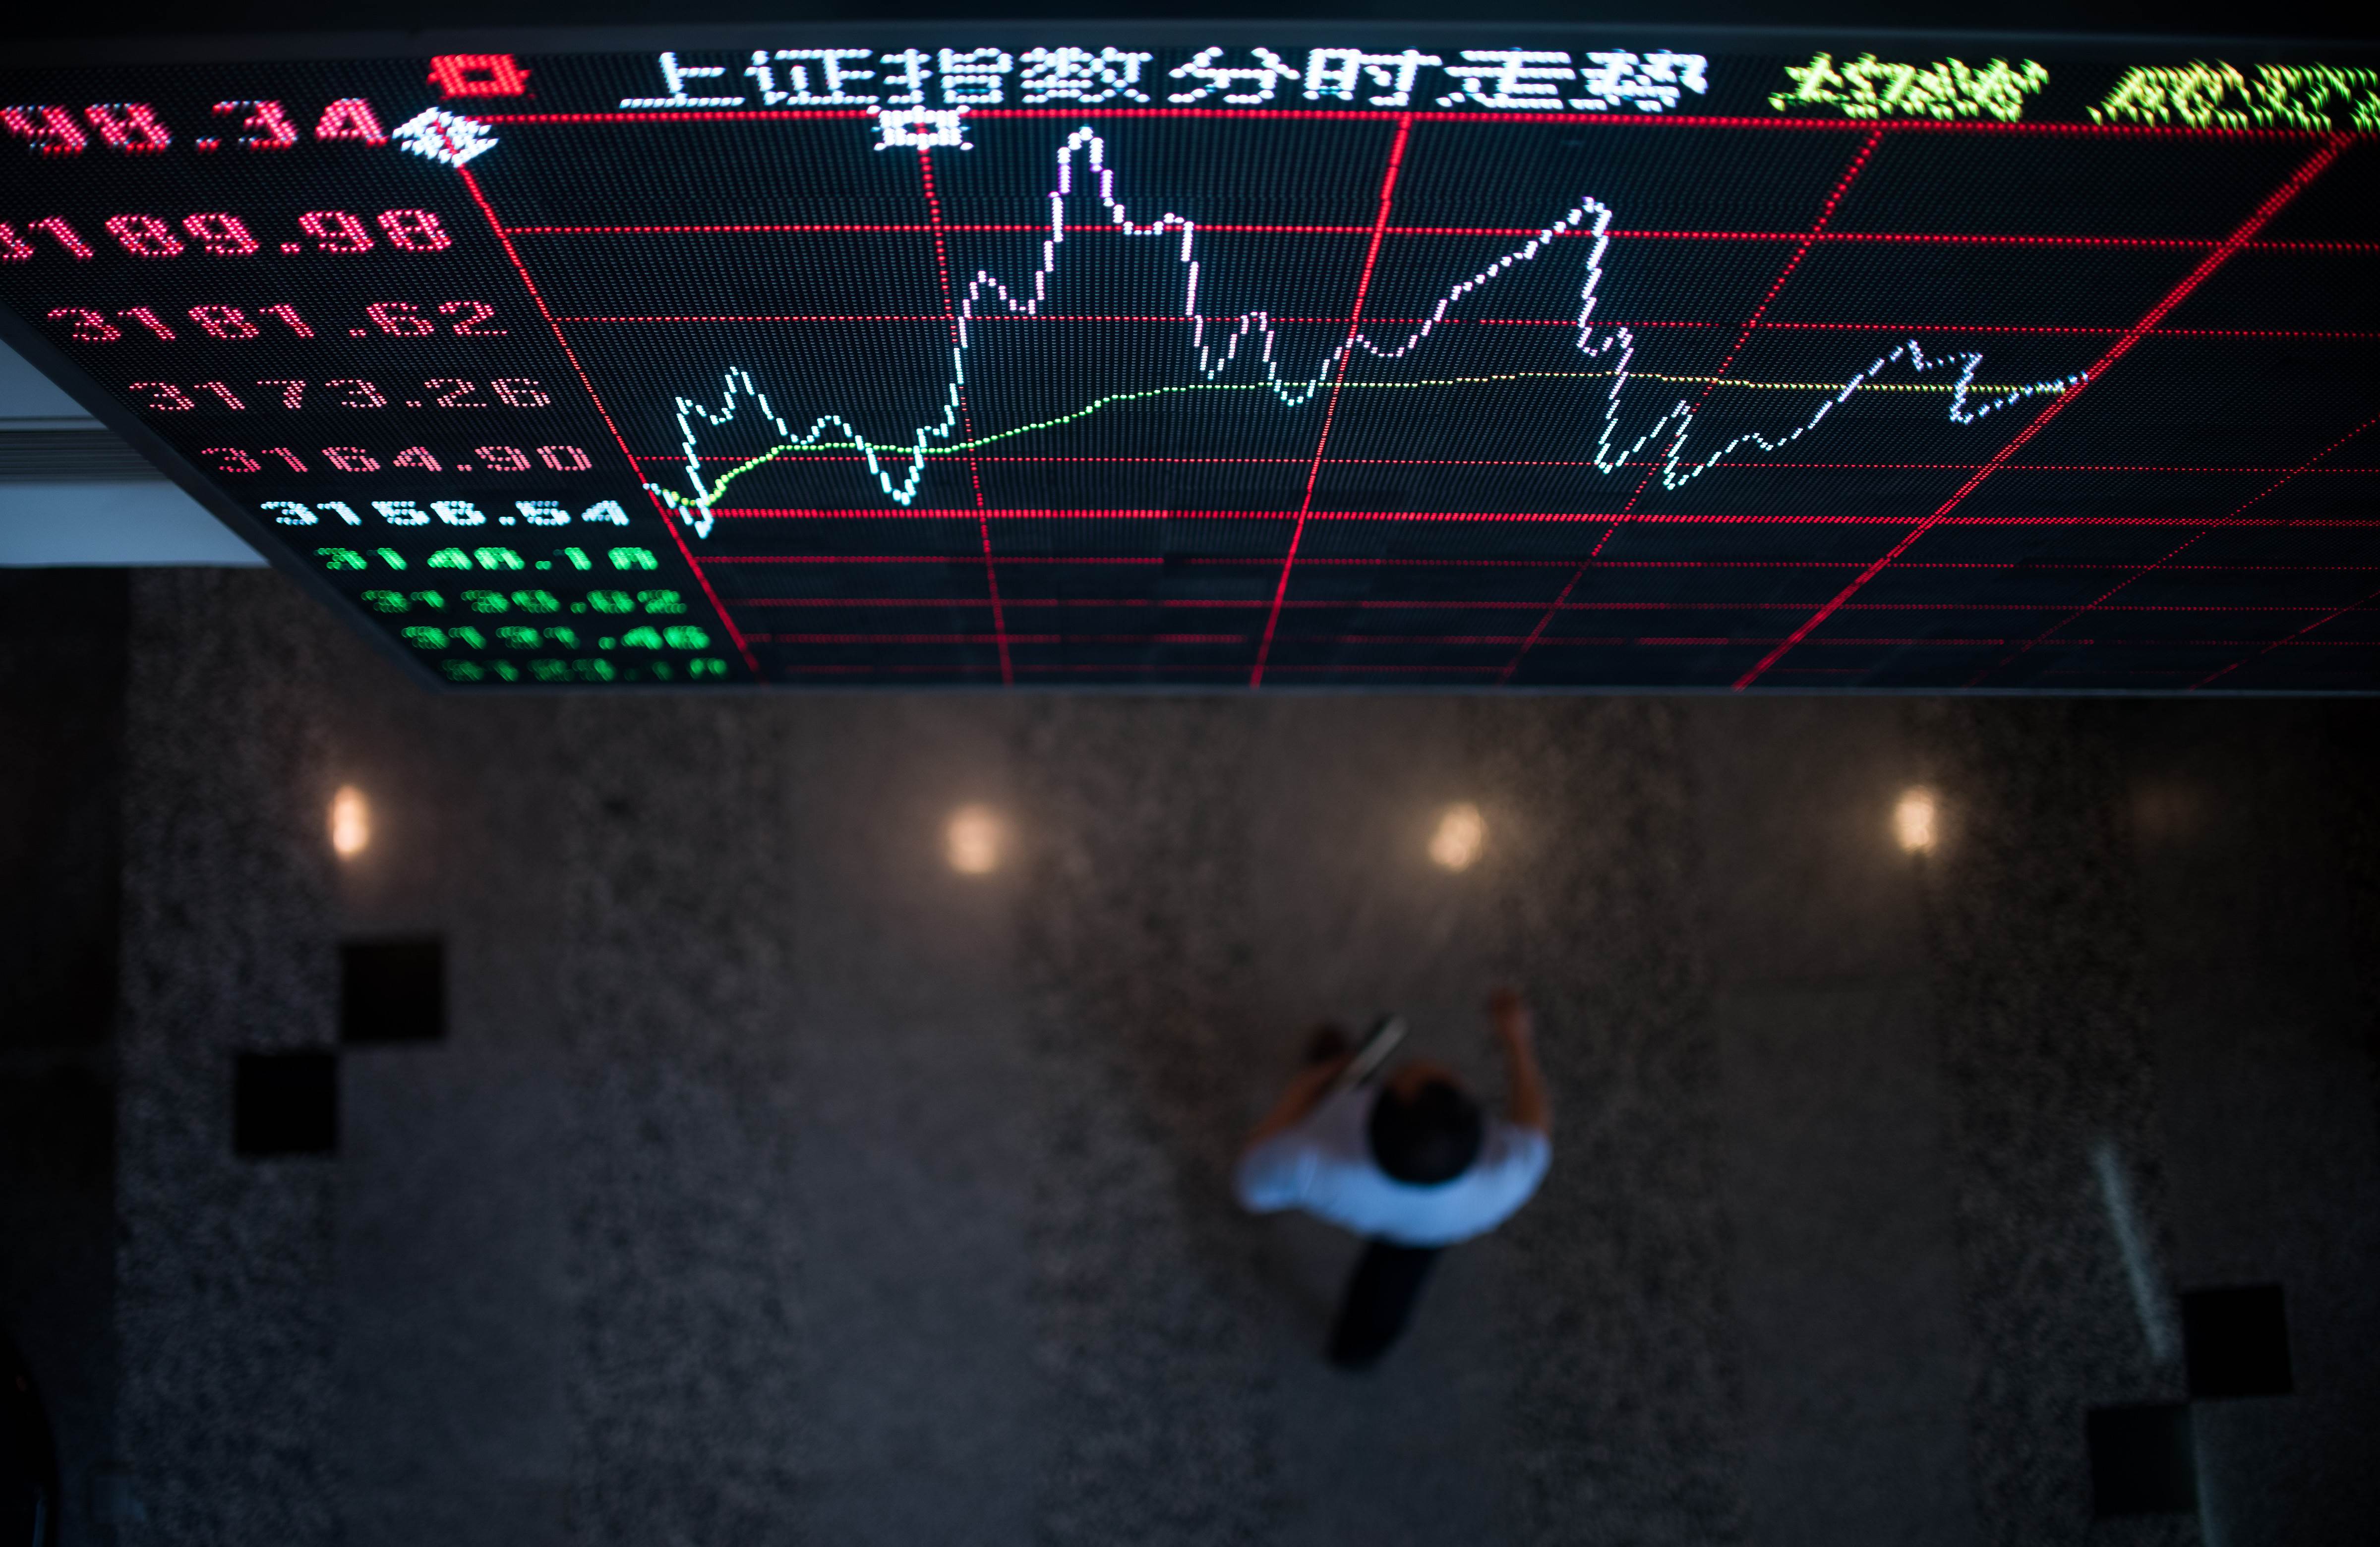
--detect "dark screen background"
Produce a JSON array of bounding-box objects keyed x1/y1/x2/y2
[{"x1": 2, "y1": 35, "x2": 2375, "y2": 689}]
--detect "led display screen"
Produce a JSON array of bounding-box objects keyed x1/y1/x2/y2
[{"x1": 1, "y1": 32, "x2": 2374, "y2": 689}]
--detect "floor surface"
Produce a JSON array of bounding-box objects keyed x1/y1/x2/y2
[{"x1": 5, "y1": 568, "x2": 2378, "y2": 1546}]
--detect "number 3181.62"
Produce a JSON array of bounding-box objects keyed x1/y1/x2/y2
[{"x1": 49, "y1": 299, "x2": 500, "y2": 342}]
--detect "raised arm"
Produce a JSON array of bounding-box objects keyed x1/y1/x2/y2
[
  {"x1": 1489, "y1": 988, "x2": 1550, "y2": 1136},
  {"x1": 1241, "y1": 1052, "x2": 1352, "y2": 1154}
]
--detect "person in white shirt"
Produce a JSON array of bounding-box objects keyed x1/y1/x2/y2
[{"x1": 1234, "y1": 989, "x2": 1552, "y2": 1368}]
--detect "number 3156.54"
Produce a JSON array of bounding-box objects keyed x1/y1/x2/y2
[{"x1": 263, "y1": 498, "x2": 631, "y2": 527}]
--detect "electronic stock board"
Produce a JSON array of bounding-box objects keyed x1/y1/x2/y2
[{"x1": 1, "y1": 32, "x2": 2374, "y2": 689}]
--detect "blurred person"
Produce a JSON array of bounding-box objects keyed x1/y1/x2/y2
[{"x1": 1234, "y1": 988, "x2": 1551, "y2": 1368}]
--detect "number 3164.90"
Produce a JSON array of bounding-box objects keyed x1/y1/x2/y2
[
  {"x1": 263, "y1": 497, "x2": 631, "y2": 527},
  {"x1": 207, "y1": 444, "x2": 590, "y2": 473}
]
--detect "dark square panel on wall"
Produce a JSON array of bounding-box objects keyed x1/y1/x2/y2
[
  {"x1": 2086, "y1": 1403, "x2": 2198, "y2": 1517},
  {"x1": 232, "y1": 1050, "x2": 338, "y2": 1157},
  {"x1": 340, "y1": 938, "x2": 446, "y2": 1044},
  {"x1": 2183, "y1": 1284, "x2": 2294, "y2": 1399}
]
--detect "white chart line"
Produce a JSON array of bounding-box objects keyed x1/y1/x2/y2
[{"x1": 650, "y1": 125, "x2": 2086, "y2": 535}]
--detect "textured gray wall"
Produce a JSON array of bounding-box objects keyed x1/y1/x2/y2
[
  {"x1": 114, "y1": 571, "x2": 341, "y2": 1547},
  {"x1": 55, "y1": 570, "x2": 2380, "y2": 1547}
]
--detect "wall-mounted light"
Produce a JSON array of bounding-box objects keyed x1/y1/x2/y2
[
  {"x1": 330, "y1": 785, "x2": 370, "y2": 858},
  {"x1": 1428, "y1": 802, "x2": 1486, "y2": 871},
  {"x1": 946, "y1": 803, "x2": 1003, "y2": 875},
  {"x1": 1893, "y1": 787, "x2": 1937, "y2": 854}
]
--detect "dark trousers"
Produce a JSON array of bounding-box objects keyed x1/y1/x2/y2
[{"x1": 1327, "y1": 1240, "x2": 1443, "y2": 1368}]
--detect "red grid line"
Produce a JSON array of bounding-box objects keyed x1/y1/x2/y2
[
  {"x1": 742, "y1": 598, "x2": 1240, "y2": 608},
  {"x1": 1731, "y1": 132, "x2": 2359, "y2": 692},
  {"x1": 1251, "y1": 113, "x2": 1412, "y2": 688},
  {"x1": 706, "y1": 554, "x2": 1163, "y2": 565},
  {"x1": 1726, "y1": 322, "x2": 2379, "y2": 340},
  {"x1": 743, "y1": 630, "x2": 2377, "y2": 648},
  {"x1": 746, "y1": 633, "x2": 1244, "y2": 644},
  {"x1": 698, "y1": 506, "x2": 2380, "y2": 527},
  {"x1": 637, "y1": 452, "x2": 2380, "y2": 473},
  {"x1": 742, "y1": 648, "x2": 2378, "y2": 680},
  {"x1": 914, "y1": 145, "x2": 1012, "y2": 685},
  {"x1": 475, "y1": 107, "x2": 2345, "y2": 140},
  {"x1": 642, "y1": 452, "x2": 2380, "y2": 474},
  {"x1": 1970, "y1": 410, "x2": 2380, "y2": 685},
  {"x1": 728, "y1": 597, "x2": 2361, "y2": 613},
  {"x1": 700, "y1": 555, "x2": 2380, "y2": 571},
  {"x1": 558, "y1": 313, "x2": 2380, "y2": 341},
  {"x1": 566, "y1": 313, "x2": 1547, "y2": 322},
  {"x1": 1374, "y1": 633, "x2": 2372, "y2": 646},
  {"x1": 452, "y1": 164, "x2": 759, "y2": 678},
  {"x1": 998, "y1": 664, "x2": 1509, "y2": 675},
  {"x1": 1501, "y1": 128, "x2": 1885, "y2": 683},
  {"x1": 2192, "y1": 583, "x2": 2380, "y2": 688},
  {"x1": 507, "y1": 221, "x2": 2378, "y2": 253}
]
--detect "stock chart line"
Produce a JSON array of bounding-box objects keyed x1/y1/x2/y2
[
  {"x1": 644, "y1": 125, "x2": 2086, "y2": 536},
  {"x1": 1494, "y1": 126, "x2": 1886, "y2": 688}
]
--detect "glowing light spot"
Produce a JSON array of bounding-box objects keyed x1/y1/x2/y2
[
  {"x1": 1894, "y1": 787, "x2": 1937, "y2": 853},
  {"x1": 947, "y1": 804, "x2": 1004, "y2": 875},
  {"x1": 330, "y1": 785, "x2": 371, "y2": 858},
  {"x1": 1428, "y1": 802, "x2": 1487, "y2": 870}
]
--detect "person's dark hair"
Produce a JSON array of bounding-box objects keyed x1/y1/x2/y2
[{"x1": 1368, "y1": 1078, "x2": 1485, "y2": 1185}]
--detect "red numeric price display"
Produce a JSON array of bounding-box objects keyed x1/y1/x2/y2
[
  {"x1": 1, "y1": 209, "x2": 451, "y2": 259},
  {"x1": 0, "y1": 48, "x2": 752, "y2": 687}
]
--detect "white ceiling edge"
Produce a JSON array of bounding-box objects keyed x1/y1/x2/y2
[
  {"x1": 0, "y1": 337, "x2": 91, "y2": 419},
  {"x1": 2, "y1": 338, "x2": 262, "y2": 564},
  {"x1": 0, "y1": 483, "x2": 265, "y2": 566}
]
